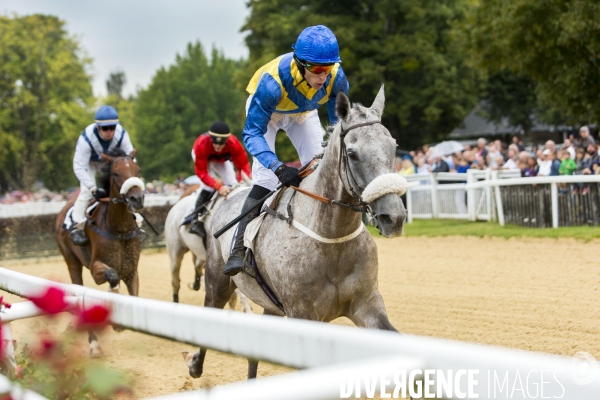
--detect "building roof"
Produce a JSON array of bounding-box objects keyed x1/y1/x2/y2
[{"x1": 448, "y1": 103, "x2": 572, "y2": 139}]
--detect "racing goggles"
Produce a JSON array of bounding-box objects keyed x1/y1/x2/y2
[
  {"x1": 100, "y1": 125, "x2": 117, "y2": 132},
  {"x1": 301, "y1": 61, "x2": 334, "y2": 75}
]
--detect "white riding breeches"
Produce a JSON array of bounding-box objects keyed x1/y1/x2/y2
[
  {"x1": 72, "y1": 183, "x2": 94, "y2": 225},
  {"x1": 245, "y1": 95, "x2": 324, "y2": 191},
  {"x1": 199, "y1": 161, "x2": 238, "y2": 192}
]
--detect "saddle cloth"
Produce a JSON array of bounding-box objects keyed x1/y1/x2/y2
[{"x1": 63, "y1": 202, "x2": 99, "y2": 230}]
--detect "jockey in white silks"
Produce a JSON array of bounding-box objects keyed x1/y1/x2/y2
[
  {"x1": 69, "y1": 105, "x2": 141, "y2": 245},
  {"x1": 222, "y1": 25, "x2": 350, "y2": 276}
]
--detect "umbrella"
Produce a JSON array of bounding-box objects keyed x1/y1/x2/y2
[
  {"x1": 183, "y1": 175, "x2": 201, "y2": 185},
  {"x1": 431, "y1": 141, "x2": 465, "y2": 157}
]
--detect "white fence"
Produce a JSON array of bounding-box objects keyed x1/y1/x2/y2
[
  {"x1": 405, "y1": 171, "x2": 600, "y2": 228},
  {"x1": 405, "y1": 170, "x2": 520, "y2": 223},
  {"x1": 0, "y1": 194, "x2": 180, "y2": 218},
  {"x1": 466, "y1": 174, "x2": 600, "y2": 228},
  {"x1": 0, "y1": 268, "x2": 598, "y2": 399}
]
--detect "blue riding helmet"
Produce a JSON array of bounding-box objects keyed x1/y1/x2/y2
[
  {"x1": 292, "y1": 25, "x2": 342, "y2": 64},
  {"x1": 95, "y1": 105, "x2": 119, "y2": 126}
]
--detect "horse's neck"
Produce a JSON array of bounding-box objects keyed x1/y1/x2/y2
[
  {"x1": 103, "y1": 196, "x2": 136, "y2": 233},
  {"x1": 293, "y1": 148, "x2": 362, "y2": 238}
]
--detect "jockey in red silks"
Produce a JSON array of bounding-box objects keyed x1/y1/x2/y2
[
  {"x1": 187, "y1": 121, "x2": 251, "y2": 237},
  {"x1": 222, "y1": 25, "x2": 349, "y2": 276}
]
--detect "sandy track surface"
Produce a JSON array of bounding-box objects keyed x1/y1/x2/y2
[{"x1": 1, "y1": 236, "x2": 599, "y2": 398}]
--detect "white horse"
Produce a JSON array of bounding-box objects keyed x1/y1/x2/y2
[{"x1": 164, "y1": 189, "x2": 252, "y2": 312}]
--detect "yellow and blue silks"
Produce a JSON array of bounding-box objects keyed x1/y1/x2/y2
[{"x1": 243, "y1": 52, "x2": 349, "y2": 171}]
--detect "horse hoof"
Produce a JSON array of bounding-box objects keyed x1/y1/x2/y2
[
  {"x1": 186, "y1": 351, "x2": 203, "y2": 379},
  {"x1": 187, "y1": 282, "x2": 200, "y2": 291},
  {"x1": 112, "y1": 324, "x2": 125, "y2": 332},
  {"x1": 89, "y1": 340, "x2": 103, "y2": 358}
]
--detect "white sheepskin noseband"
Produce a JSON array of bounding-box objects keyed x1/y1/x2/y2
[
  {"x1": 120, "y1": 177, "x2": 145, "y2": 195},
  {"x1": 361, "y1": 173, "x2": 407, "y2": 203}
]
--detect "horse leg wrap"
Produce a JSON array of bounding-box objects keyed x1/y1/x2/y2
[{"x1": 104, "y1": 268, "x2": 120, "y2": 290}]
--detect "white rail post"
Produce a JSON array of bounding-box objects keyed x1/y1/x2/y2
[
  {"x1": 551, "y1": 182, "x2": 559, "y2": 228},
  {"x1": 430, "y1": 173, "x2": 438, "y2": 219},
  {"x1": 466, "y1": 170, "x2": 476, "y2": 221},
  {"x1": 485, "y1": 169, "x2": 492, "y2": 221},
  {"x1": 406, "y1": 186, "x2": 413, "y2": 224},
  {"x1": 494, "y1": 181, "x2": 505, "y2": 227}
]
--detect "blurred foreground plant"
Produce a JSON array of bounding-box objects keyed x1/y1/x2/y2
[{"x1": 0, "y1": 286, "x2": 133, "y2": 399}]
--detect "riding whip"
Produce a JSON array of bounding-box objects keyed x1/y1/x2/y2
[{"x1": 213, "y1": 183, "x2": 283, "y2": 239}]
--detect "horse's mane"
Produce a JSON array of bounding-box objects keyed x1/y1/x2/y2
[{"x1": 96, "y1": 148, "x2": 128, "y2": 191}]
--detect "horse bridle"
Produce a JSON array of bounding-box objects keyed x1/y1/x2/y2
[
  {"x1": 108, "y1": 156, "x2": 137, "y2": 205},
  {"x1": 337, "y1": 120, "x2": 382, "y2": 214}
]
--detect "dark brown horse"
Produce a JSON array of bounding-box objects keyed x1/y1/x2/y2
[{"x1": 55, "y1": 148, "x2": 145, "y2": 355}]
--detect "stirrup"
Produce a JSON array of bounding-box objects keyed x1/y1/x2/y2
[
  {"x1": 69, "y1": 228, "x2": 89, "y2": 246},
  {"x1": 242, "y1": 250, "x2": 256, "y2": 278}
]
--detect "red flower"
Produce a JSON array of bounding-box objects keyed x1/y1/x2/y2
[
  {"x1": 76, "y1": 305, "x2": 111, "y2": 330},
  {"x1": 29, "y1": 287, "x2": 68, "y2": 315},
  {"x1": 0, "y1": 296, "x2": 11, "y2": 309}
]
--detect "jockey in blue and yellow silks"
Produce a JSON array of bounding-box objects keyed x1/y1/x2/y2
[{"x1": 223, "y1": 25, "x2": 350, "y2": 277}]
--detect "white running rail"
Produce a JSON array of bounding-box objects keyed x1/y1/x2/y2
[
  {"x1": 0, "y1": 268, "x2": 598, "y2": 399},
  {"x1": 465, "y1": 175, "x2": 600, "y2": 228}
]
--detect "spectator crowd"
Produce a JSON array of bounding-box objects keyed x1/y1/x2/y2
[{"x1": 396, "y1": 126, "x2": 600, "y2": 193}]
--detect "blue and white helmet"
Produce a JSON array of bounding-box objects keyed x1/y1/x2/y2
[
  {"x1": 95, "y1": 105, "x2": 119, "y2": 126},
  {"x1": 292, "y1": 25, "x2": 341, "y2": 64}
]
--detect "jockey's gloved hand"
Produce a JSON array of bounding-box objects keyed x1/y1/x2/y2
[
  {"x1": 274, "y1": 164, "x2": 303, "y2": 187},
  {"x1": 91, "y1": 186, "x2": 107, "y2": 200}
]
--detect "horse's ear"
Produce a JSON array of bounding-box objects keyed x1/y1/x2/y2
[
  {"x1": 371, "y1": 83, "x2": 385, "y2": 118},
  {"x1": 336, "y1": 92, "x2": 351, "y2": 121},
  {"x1": 100, "y1": 153, "x2": 113, "y2": 164},
  {"x1": 129, "y1": 149, "x2": 136, "y2": 158}
]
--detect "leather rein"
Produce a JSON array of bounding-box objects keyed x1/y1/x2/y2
[{"x1": 290, "y1": 120, "x2": 382, "y2": 214}]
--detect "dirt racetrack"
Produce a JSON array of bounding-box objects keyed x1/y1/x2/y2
[{"x1": 1, "y1": 235, "x2": 599, "y2": 398}]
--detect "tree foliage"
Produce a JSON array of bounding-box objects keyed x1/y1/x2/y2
[
  {"x1": 106, "y1": 70, "x2": 126, "y2": 98},
  {"x1": 0, "y1": 14, "x2": 94, "y2": 191},
  {"x1": 241, "y1": 0, "x2": 480, "y2": 149},
  {"x1": 481, "y1": 70, "x2": 538, "y2": 133},
  {"x1": 134, "y1": 43, "x2": 246, "y2": 181},
  {"x1": 466, "y1": 0, "x2": 600, "y2": 124}
]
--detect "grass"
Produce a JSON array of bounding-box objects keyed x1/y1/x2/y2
[{"x1": 367, "y1": 219, "x2": 600, "y2": 241}]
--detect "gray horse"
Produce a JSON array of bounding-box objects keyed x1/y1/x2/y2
[{"x1": 187, "y1": 85, "x2": 406, "y2": 379}]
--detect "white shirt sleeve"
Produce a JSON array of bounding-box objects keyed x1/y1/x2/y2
[
  {"x1": 73, "y1": 136, "x2": 95, "y2": 189},
  {"x1": 120, "y1": 130, "x2": 134, "y2": 155}
]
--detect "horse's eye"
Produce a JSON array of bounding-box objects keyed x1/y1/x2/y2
[{"x1": 347, "y1": 150, "x2": 358, "y2": 160}]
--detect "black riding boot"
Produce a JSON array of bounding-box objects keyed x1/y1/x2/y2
[
  {"x1": 189, "y1": 189, "x2": 214, "y2": 237},
  {"x1": 69, "y1": 225, "x2": 89, "y2": 246},
  {"x1": 222, "y1": 185, "x2": 271, "y2": 276}
]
